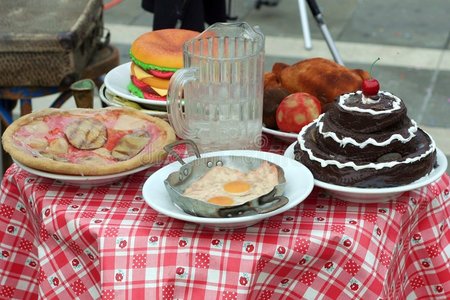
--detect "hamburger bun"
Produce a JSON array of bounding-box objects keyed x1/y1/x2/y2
[{"x1": 130, "y1": 29, "x2": 199, "y2": 69}]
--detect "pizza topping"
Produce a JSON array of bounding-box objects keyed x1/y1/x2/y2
[
  {"x1": 64, "y1": 119, "x2": 107, "y2": 150},
  {"x1": 113, "y1": 114, "x2": 148, "y2": 131},
  {"x1": 24, "y1": 136, "x2": 48, "y2": 151},
  {"x1": 46, "y1": 138, "x2": 69, "y2": 155},
  {"x1": 22, "y1": 120, "x2": 49, "y2": 136},
  {"x1": 111, "y1": 130, "x2": 151, "y2": 161}
]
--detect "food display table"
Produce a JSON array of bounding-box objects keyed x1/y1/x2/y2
[{"x1": 0, "y1": 136, "x2": 449, "y2": 299}]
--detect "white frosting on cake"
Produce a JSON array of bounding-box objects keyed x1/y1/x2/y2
[
  {"x1": 316, "y1": 114, "x2": 419, "y2": 148},
  {"x1": 297, "y1": 90, "x2": 436, "y2": 171},
  {"x1": 298, "y1": 121, "x2": 436, "y2": 170},
  {"x1": 338, "y1": 91, "x2": 402, "y2": 115}
]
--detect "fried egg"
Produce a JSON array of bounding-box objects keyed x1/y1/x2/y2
[{"x1": 182, "y1": 161, "x2": 279, "y2": 206}]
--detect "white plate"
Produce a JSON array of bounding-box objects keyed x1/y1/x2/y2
[
  {"x1": 99, "y1": 84, "x2": 168, "y2": 117},
  {"x1": 14, "y1": 159, "x2": 153, "y2": 187},
  {"x1": 284, "y1": 142, "x2": 448, "y2": 203},
  {"x1": 142, "y1": 150, "x2": 314, "y2": 229},
  {"x1": 262, "y1": 126, "x2": 297, "y2": 143},
  {"x1": 104, "y1": 62, "x2": 166, "y2": 107}
]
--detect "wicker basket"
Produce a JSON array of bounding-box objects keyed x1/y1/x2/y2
[{"x1": 0, "y1": 0, "x2": 104, "y2": 87}]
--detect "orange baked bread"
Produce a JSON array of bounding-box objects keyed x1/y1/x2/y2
[{"x1": 265, "y1": 58, "x2": 370, "y2": 109}]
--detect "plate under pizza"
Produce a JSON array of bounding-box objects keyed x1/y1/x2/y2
[{"x1": 2, "y1": 107, "x2": 176, "y2": 178}]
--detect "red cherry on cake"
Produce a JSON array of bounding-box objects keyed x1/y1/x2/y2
[
  {"x1": 362, "y1": 78, "x2": 380, "y2": 97},
  {"x1": 362, "y1": 57, "x2": 381, "y2": 97}
]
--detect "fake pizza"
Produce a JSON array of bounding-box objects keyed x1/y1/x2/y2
[{"x1": 2, "y1": 107, "x2": 176, "y2": 176}]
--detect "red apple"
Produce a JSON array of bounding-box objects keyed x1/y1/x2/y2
[
  {"x1": 115, "y1": 273, "x2": 123, "y2": 281},
  {"x1": 276, "y1": 93, "x2": 321, "y2": 133},
  {"x1": 119, "y1": 240, "x2": 127, "y2": 248},
  {"x1": 176, "y1": 267, "x2": 185, "y2": 275},
  {"x1": 239, "y1": 276, "x2": 248, "y2": 285},
  {"x1": 52, "y1": 277, "x2": 59, "y2": 286}
]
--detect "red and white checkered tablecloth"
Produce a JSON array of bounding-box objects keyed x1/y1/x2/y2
[{"x1": 0, "y1": 136, "x2": 449, "y2": 300}]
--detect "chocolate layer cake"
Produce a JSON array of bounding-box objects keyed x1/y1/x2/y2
[{"x1": 294, "y1": 91, "x2": 437, "y2": 188}]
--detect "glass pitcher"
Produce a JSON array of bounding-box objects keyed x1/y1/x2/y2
[{"x1": 167, "y1": 22, "x2": 265, "y2": 152}]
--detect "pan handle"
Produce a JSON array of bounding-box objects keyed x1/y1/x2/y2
[
  {"x1": 254, "y1": 195, "x2": 289, "y2": 214},
  {"x1": 163, "y1": 139, "x2": 201, "y2": 165},
  {"x1": 217, "y1": 193, "x2": 289, "y2": 218}
]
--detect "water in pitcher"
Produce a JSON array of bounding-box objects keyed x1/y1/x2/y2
[{"x1": 185, "y1": 82, "x2": 263, "y2": 152}]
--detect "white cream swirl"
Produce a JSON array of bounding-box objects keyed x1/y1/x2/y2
[
  {"x1": 316, "y1": 114, "x2": 419, "y2": 148},
  {"x1": 338, "y1": 91, "x2": 402, "y2": 115},
  {"x1": 297, "y1": 119, "x2": 436, "y2": 170}
]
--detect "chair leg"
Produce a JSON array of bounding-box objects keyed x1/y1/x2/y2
[
  {"x1": 0, "y1": 100, "x2": 16, "y2": 175},
  {"x1": 50, "y1": 90, "x2": 73, "y2": 108},
  {"x1": 20, "y1": 99, "x2": 32, "y2": 116},
  {"x1": 0, "y1": 100, "x2": 15, "y2": 125}
]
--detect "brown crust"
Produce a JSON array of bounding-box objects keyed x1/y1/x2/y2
[
  {"x1": 2, "y1": 107, "x2": 176, "y2": 176},
  {"x1": 264, "y1": 58, "x2": 371, "y2": 110},
  {"x1": 130, "y1": 29, "x2": 199, "y2": 69},
  {"x1": 279, "y1": 58, "x2": 370, "y2": 105}
]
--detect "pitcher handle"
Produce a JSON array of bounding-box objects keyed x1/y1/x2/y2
[{"x1": 167, "y1": 68, "x2": 198, "y2": 140}]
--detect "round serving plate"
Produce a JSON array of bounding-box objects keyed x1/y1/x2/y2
[
  {"x1": 284, "y1": 142, "x2": 448, "y2": 203},
  {"x1": 99, "y1": 84, "x2": 167, "y2": 117},
  {"x1": 262, "y1": 126, "x2": 297, "y2": 143},
  {"x1": 142, "y1": 150, "x2": 314, "y2": 229},
  {"x1": 14, "y1": 159, "x2": 153, "y2": 187}
]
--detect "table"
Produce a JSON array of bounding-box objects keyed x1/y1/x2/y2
[{"x1": 0, "y1": 136, "x2": 449, "y2": 299}]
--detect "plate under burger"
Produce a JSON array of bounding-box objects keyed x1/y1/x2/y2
[
  {"x1": 142, "y1": 150, "x2": 314, "y2": 229},
  {"x1": 99, "y1": 84, "x2": 167, "y2": 117},
  {"x1": 284, "y1": 142, "x2": 448, "y2": 203},
  {"x1": 104, "y1": 62, "x2": 166, "y2": 108}
]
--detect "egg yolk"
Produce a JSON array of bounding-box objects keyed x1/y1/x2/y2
[
  {"x1": 223, "y1": 180, "x2": 251, "y2": 195},
  {"x1": 207, "y1": 196, "x2": 235, "y2": 206}
]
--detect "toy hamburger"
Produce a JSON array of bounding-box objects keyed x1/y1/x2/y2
[{"x1": 128, "y1": 29, "x2": 199, "y2": 100}]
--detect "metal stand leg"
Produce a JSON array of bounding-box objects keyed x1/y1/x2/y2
[
  {"x1": 306, "y1": 0, "x2": 344, "y2": 65},
  {"x1": 298, "y1": 0, "x2": 312, "y2": 50}
]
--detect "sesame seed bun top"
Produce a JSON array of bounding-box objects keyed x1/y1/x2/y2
[{"x1": 130, "y1": 29, "x2": 199, "y2": 70}]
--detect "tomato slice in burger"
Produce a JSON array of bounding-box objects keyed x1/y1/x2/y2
[
  {"x1": 149, "y1": 69, "x2": 174, "y2": 79},
  {"x1": 131, "y1": 76, "x2": 166, "y2": 101}
]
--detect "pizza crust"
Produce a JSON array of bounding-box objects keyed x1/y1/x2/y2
[{"x1": 2, "y1": 107, "x2": 176, "y2": 176}]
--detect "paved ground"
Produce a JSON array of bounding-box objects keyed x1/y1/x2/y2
[{"x1": 11, "y1": 0, "x2": 450, "y2": 173}]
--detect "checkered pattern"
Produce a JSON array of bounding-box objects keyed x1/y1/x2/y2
[{"x1": 1, "y1": 136, "x2": 449, "y2": 299}]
